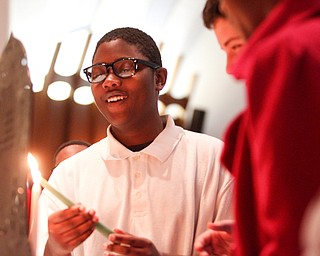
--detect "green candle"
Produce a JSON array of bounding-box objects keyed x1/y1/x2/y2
[{"x1": 40, "y1": 178, "x2": 113, "y2": 237}]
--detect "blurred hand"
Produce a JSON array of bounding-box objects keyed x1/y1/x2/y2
[
  {"x1": 44, "y1": 204, "x2": 98, "y2": 256},
  {"x1": 194, "y1": 220, "x2": 234, "y2": 256},
  {"x1": 103, "y1": 228, "x2": 161, "y2": 256}
]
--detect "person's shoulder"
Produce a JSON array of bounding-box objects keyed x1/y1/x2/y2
[
  {"x1": 87, "y1": 137, "x2": 108, "y2": 149},
  {"x1": 183, "y1": 129, "x2": 222, "y2": 140},
  {"x1": 63, "y1": 137, "x2": 108, "y2": 162},
  {"x1": 260, "y1": 16, "x2": 320, "y2": 59},
  {"x1": 183, "y1": 129, "x2": 224, "y2": 147},
  {"x1": 52, "y1": 137, "x2": 109, "y2": 175}
]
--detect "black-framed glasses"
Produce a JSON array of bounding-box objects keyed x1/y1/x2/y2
[{"x1": 83, "y1": 57, "x2": 160, "y2": 83}]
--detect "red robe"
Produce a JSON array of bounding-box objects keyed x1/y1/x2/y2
[{"x1": 222, "y1": 0, "x2": 320, "y2": 255}]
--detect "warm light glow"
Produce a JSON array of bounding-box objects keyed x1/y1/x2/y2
[
  {"x1": 164, "y1": 104, "x2": 185, "y2": 120},
  {"x1": 47, "y1": 81, "x2": 72, "y2": 101},
  {"x1": 31, "y1": 75, "x2": 45, "y2": 93},
  {"x1": 158, "y1": 100, "x2": 166, "y2": 114},
  {"x1": 27, "y1": 153, "x2": 41, "y2": 185},
  {"x1": 54, "y1": 29, "x2": 90, "y2": 76},
  {"x1": 73, "y1": 85, "x2": 94, "y2": 105}
]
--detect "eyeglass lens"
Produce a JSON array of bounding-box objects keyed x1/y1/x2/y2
[{"x1": 87, "y1": 59, "x2": 136, "y2": 83}]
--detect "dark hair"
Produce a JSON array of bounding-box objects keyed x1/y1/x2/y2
[
  {"x1": 93, "y1": 27, "x2": 162, "y2": 67},
  {"x1": 53, "y1": 140, "x2": 91, "y2": 166},
  {"x1": 202, "y1": 0, "x2": 225, "y2": 29}
]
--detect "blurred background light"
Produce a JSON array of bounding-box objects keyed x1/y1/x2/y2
[
  {"x1": 47, "y1": 81, "x2": 71, "y2": 101},
  {"x1": 73, "y1": 85, "x2": 94, "y2": 105},
  {"x1": 54, "y1": 29, "x2": 91, "y2": 76}
]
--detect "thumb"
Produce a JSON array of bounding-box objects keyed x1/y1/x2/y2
[{"x1": 208, "y1": 220, "x2": 234, "y2": 234}]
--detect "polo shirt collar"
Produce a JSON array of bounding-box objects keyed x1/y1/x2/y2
[{"x1": 101, "y1": 115, "x2": 184, "y2": 162}]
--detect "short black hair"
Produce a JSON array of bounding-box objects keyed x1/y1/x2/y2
[
  {"x1": 93, "y1": 27, "x2": 162, "y2": 66},
  {"x1": 53, "y1": 140, "x2": 91, "y2": 166},
  {"x1": 202, "y1": 0, "x2": 225, "y2": 29}
]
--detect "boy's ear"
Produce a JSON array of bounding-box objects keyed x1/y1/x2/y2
[{"x1": 155, "y1": 67, "x2": 167, "y2": 91}]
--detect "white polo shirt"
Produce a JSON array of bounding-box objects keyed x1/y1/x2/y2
[{"x1": 35, "y1": 116, "x2": 233, "y2": 256}]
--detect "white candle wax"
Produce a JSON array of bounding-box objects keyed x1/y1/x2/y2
[
  {"x1": 29, "y1": 179, "x2": 41, "y2": 232},
  {"x1": 28, "y1": 153, "x2": 42, "y2": 256}
]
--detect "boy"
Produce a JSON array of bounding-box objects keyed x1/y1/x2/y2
[{"x1": 35, "y1": 27, "x2": 233, "y2": 256}]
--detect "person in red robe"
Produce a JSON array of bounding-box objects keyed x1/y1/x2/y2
[{"x1": 195, "y1": 0, "x2": 320, "y2": 255}]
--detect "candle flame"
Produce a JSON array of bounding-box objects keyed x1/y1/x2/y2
[{"x1": 28, "y1": 153, "x2": 41, "y2": 185}]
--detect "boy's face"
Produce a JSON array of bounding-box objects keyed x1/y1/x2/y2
[
  {"x1": 91, "y1": 39, "x2": 164, "y2": 130},
  {"x1": 219, "y1": 0, "x2": 253, "y2": 38},
  {"x1": 213, "y1": 17, "x2": 246, "y2": 73}
]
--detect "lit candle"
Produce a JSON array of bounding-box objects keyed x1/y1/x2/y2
[
  {"x1": 26, "y1": 180, "x2": 31, "y2": 230},
  {"x1": 28, "y1": 154, "x2": 41, "y2": 233},
  {"x1": 28, "y1": 153, "x2": 41, "y2": 256},
  {"x1": 27, "y1": 153, "x2": 112, "y2": 238}
]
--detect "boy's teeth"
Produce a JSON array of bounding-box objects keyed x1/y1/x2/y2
[{"x1": 107, "y1": 95, "x2": 127, "y2": 102}]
